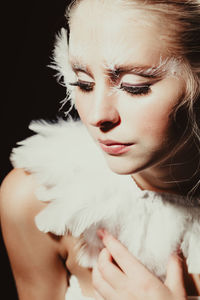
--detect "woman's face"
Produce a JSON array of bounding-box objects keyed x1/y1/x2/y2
[{"x1": 68, "y1": 0, "x2": 185, "y2": 175}]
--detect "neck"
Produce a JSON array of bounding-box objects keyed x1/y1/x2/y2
[{"x1": 132, "y1": 143, "x2": 200, "y2": 197}]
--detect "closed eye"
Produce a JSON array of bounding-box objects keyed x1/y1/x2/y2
[
  {"x1": 120, "y1": 83, "x2": 151, "y2": 96},
  {"x1": 69, "y1": 81, "x2": 152, "y2": 96},
  {"x1": 69, "y1": 81, "x2": 94, "y2": 92}
]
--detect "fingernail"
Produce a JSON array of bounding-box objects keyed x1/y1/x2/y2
[{"x1": 97, "y1": 228, "x2": 106, "y2": 240}]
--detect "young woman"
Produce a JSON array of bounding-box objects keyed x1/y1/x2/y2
[{"x1": 1, "y1": 0, "x2": 200, "y2": 299}]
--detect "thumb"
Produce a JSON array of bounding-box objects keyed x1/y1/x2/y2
[{"x1": 165, "y1": 252, "x2": 187, "y2": 298}]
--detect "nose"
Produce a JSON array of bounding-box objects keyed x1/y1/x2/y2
[{"x1": 89, "y1": 84, "x2": 120, "y2": 132}]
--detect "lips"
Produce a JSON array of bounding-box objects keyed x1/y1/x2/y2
[{"x1": 98, "y1": 139, "x2": 133, "y2": 155}]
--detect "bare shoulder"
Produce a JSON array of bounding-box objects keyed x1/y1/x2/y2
[
  {"x1": 1, "y1": 167, "x2": 35, "y2": 192},
  {"x1": 0, "y1": 169, "x2": 69, "y2": 300},
  {"x1": 0, "y1": 168, "x2": 43, "y2": 219}
]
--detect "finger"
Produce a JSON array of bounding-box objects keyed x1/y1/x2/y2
[
  {"x1": 165, "y1": 252, "x2": 187, "y2": 298},
  {"x1": 92, "y1": 264, "x2": 116, "y2": 300},
  {"x1": 98, "y1": 229, "x2": 156, "y2": 282},
  {"x1": 94, "y1": 290, "x2": 104, "y2": 300},
  {"x1": 98, "y1": 248, "x2": 126, "y2": 290}
]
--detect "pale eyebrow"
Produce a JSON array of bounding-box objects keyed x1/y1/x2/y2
[
  {"x1": 105, "y1": 55, "x2": 181, "y2": 79},
  {"x1": 69, "y1": 58, "x2": 175, "y2": 82},
  {"x1": 106, "y1": 64, "x2": 167, "y2": 80},
  {"x1": 70, "y1": 61, "x2": 94, "y2": 79}
]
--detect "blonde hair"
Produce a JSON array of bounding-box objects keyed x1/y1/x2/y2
[{"x1": 66, "y1": 0, "x2": 200, "y2": 194}]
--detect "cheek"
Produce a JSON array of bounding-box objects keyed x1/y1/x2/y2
[
  {"x1": 75, "y1": 95, "x2": 88, "y2": 124},
  {"x1": 127, "y1": 78, "x2": 185, "y2": 141},
  {"x1": 130, "y1": 102, "x2": 174, "y2": 143},
  {"x1": 140, "y1": 107, "x2": 169, "y2": 133}
]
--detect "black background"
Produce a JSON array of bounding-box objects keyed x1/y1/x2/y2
[{"x1": 1, "y1": 0, "x2": 72, "y2": 297}]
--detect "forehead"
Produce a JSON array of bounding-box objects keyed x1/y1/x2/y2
[{"x1": 69, "y1": 0, "x2": 169, "y2": 68}]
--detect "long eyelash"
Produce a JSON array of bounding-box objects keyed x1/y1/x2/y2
[
  {"x1": 69, "y1": 81, "x2": 151, "y2": 96},
  {"x1": 69, "y1": 81, "x2": 94, "y2": 92},
  {"x1": 120, "y1": 84, "x2": 151, "y2": 96}
]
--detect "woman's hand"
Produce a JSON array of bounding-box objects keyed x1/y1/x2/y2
[{"x1": 92, "y1": 229, "x2": 187, "y2": 300}]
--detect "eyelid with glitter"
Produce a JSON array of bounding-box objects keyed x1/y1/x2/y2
[
  {"x1": 69, "y1": 71, "x2": 159, "y2": 95},
  {"x1": 69, "y1": 70, "x2": 95, "y2": 92},
  {"x1": 116, "y1": 72, "x2": 159, "y2": 96},
  {"x1": 119, "y1": 83, "x2": 152, "y2": 96},
  {"x1": 69, "y1": 80, "x2": 95, "y2": 92}
]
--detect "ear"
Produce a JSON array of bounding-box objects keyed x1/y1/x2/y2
[{"x1": 48, "y1": 28, "x2": 76, "y2": 114}]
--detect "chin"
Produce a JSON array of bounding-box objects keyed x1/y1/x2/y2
[
  {"x1": 104, "y1": 156, "x2": 143, "y2": 175},
  {"x1": 103, "y1": 151, "x2": 160, "y2": 176}
]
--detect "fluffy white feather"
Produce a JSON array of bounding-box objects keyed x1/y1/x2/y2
[
  {"x1": 49, "y1": 28, "x2": 76, "y2": 113},
  {"x1": 10, "y1": 119, "x2": 200, "y2": 281}
]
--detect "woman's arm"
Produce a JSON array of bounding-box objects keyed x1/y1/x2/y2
[{"x1": 0, "y1": 169, "x2": 68, "y2": 300}]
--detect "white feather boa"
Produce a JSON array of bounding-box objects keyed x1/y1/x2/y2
[{"x1": 10, "y1": 119, "x2": 200, "y2": 280}]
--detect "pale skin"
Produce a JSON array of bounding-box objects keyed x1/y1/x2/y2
[
  {"x1": 93, "y1": 229, "x2": 187, "y2": 300},
  {"x1": 69, "y1": 0, "x2": 198, "y2": 194},
  {"x1": 0, "y1": 170, "x2": 200, "y2": 299},
  {"x1": 1, "y1": 0, "x2": 200, "y2": 299}
]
